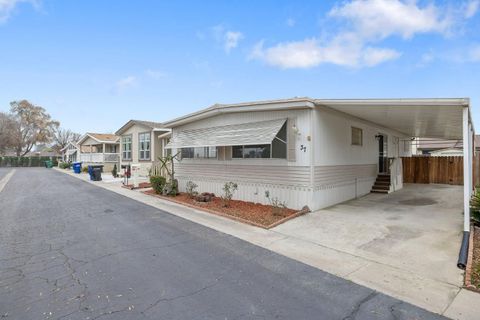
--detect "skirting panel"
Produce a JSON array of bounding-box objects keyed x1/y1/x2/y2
[
  {"x1": 176, "y1": 176, "x2": 311, "y2": 210},
  {"x1": 311, "y1": 177, "x2": 376, "y2": 210}
]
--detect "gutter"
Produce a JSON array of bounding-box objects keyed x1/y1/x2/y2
[{"x1": 163, "y1": 99, "x2": 316, "y2": 128}]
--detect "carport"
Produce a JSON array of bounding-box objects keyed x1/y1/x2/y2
[{"x1": 315, "y1": 98, "x2": 474, "y2": 267}]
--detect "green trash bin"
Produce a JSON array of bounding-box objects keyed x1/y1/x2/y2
[{"x1": 45, "y1": 160, "x2": 53, "y2": 168}]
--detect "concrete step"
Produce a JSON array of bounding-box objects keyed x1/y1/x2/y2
[{"x1": 371, "y1": 188, "x2": 389, "y2": 193}]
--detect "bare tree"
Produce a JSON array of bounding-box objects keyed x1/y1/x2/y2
[
  {"x1": 52, "y1": 128, "x2": 81, "y2": 152},
  {"x1": 9, "y1": 100, "x2": 60, "y2": 156},
  {"x1": 0, "y1": 112, "x2": 19, "y2": 155}
]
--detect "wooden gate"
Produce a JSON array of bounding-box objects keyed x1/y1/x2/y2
[{"x1": 402, "y1": 156, "x2": 464, "y2": 185}]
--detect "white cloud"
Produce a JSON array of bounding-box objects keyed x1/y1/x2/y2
[
  {"x1": 224, "y1": 31, "x2": 243, "y2": 53},
  {"x1": 286, "y1": 18, "x2": 296, "y2": 27},
  {"x1": 250, "y1": 0, "x2": 470, "y2": 69},
  {"x1": 250, "y1": 36, "x2": 400, "y2": 69},
  {"x1": 328, "y1": 0, "x2": 452, "y2": 40},
  {"x1": 113, "y1": 76, "x2": 137, "y2": 93},
  {"x1": 145, "y1": 69, "x2": 166, "y2": 80},
  {"x1": 465, "y1": 0, "x2": 480, "y2": 18},
  {"x1": 209, "y1": 25, "x2": 244, "y2": 53},
  {"x1": 0, "y1": 0, "x2": 38, "y2": 23}
]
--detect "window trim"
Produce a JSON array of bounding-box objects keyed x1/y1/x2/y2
[
  {"x1": 122, "y1": 134, "x2": 132, "y2": 161},
  {"x1": 351, "y1": 127, "x2": 363, "y2": 146},
  {"x1": 138, "y1": 132, "x2": 151, "y2": 161}
]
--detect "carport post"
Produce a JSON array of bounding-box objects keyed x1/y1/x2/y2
[{"x1": 463, "y1": 107, "x2": 471, "y2": 232}]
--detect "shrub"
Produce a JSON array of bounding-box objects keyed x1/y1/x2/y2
[
  {"x1": 162, "y1": 179, "x2": 178, "y2": 196},
  {"x1": 265, "y1": 190, "x2": 287, "y2": 216},
  {"x1": 59, "y1": 162, "x2": 71, "y2": 169},
  {"x1": 471, "y1": 188, "x2": 480, "y2": 226},
  {"x1": 81, "y1": 166, "x2": 89, "y2": 173},
  {"x1": 221, "y1": 182, "x2": 238, "y2": 207},
  {"x1": 112, "y1": 164, "x2": 118, "y2": 178},
  {"x1": 186, "y1": 181, "x2": 198, "y2": 198},
  {"x1": 150, "y1": 176, "x2": 166, "y2": 194}
]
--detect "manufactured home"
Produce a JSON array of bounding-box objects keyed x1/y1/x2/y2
[
  {"x1": 77, "y1": 133, "x2": 120, "y2": 171},
  {"x1": 60, "y1": 141, "x2": 79, "y2": 163},
  {"x1": 115, "y1": 120, "x2": 171, "y2": 177},
  {"x1": 163, "y1": 98, "x2": 474, "y2": 221}
]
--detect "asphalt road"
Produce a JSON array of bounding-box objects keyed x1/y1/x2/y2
[{"x1": 0, "y1": 168, "x2": 447, "y2": 320}]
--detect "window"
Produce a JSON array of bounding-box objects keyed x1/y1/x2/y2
[
  {"x1": 272, "y1": 122, "x2": 287, "y2": 158},
  {"x1": 122, "y1": 135, "x2": 132, "y2": 160},
  {"x1": 106, "y1": 145, "x2": 117, "y2": 153},
  {"x1": 351, "y1": 127, "x2": 363, "y2": 146},
  {"x1": 232, "y1": 122, "x2": 287, "y2": 159},
  {"x1": 181, "y1": 147, "x2": 217, "y2": 159},
  {"x1": 139, "y1": 133, "x2": 151, "y2": 160}
]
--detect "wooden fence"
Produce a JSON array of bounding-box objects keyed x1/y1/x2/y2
[{"x1": 402, "y1": 156, "x2": 466, "y2": 185}]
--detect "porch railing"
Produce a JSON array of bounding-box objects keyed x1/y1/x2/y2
[{"x1": 79, "y1": 153, "x2": 119, "y2": 163}]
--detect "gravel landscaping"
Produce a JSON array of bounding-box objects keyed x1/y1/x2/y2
[{"x1": 143, "y1": 190, "x2": 307, "y2": 228}]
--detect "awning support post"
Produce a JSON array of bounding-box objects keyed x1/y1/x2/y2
[{"x1": 463, "y1": 107, "x2": 471, "y2": 232}]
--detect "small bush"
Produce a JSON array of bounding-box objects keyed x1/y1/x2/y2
[
  {"x1": 186, "y1": 181, "x2": 198, "y2": 198},
  {"x1": 162, "y1": 179, "x2": 178, "y2": 196},
  {"x1": 265, "y1": 190, "x2": 287, "y2": 216},
  {"x1": 471, "y1": 188, "x2": 480, "y2": 226},
  {"x1": 150, "y1": 176, "x2": 166, "y2": 194},
  {"x1": 59, "y1": 162, "x2": 71, "y2": 169},
  {"x1": 221, "y1": 182, "x2": 238, "y2": 207},
  {"x1": 112, "y1": 164, "x2": 118, "y2": 178},
  {"x1": 82, "y1": 166, "x2": 89, "y2": 173}
]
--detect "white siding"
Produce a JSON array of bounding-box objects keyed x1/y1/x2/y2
[
  {"x1": 173, "y1": 109, "x2": 311, "y2": 166},
  {"x1": 119, "y1": 124, "x2": 156, "y2": 177}
]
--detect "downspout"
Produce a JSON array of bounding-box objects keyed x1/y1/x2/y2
[{"x1": 458, "y1": 106, "x2": 471, "y2": 270}]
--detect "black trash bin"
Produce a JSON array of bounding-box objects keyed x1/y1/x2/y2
[{"x1": 92, "y1": 167, "x2": 102, "y2": 181}]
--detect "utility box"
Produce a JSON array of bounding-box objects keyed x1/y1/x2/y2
[{"x1": 131, "y1": 164, "x2": 141, "y2": 188}]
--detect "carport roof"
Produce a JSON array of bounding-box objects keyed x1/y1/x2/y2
[
  {"x1": 163, "y1": 97, "x2": 471, "y2": 139},
  {"x1": 315, "y1": 98, "x2": 471, "y2": 139}
]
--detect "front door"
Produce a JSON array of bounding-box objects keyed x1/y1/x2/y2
[{"x1": 378, "y1": 134, "x2": 388, "y2": 173}]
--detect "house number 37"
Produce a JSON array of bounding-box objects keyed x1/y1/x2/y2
[{"x1": 300, "y1": 145, "x2": 307, "y2": 152}]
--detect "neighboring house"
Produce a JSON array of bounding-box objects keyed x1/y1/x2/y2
[
  {"x1": 412, "y1": 136, "x2": 480, "y2": 156},
  {"x1": 26, "y1": 146, "x2": 61, "y2": 158},
  {"x1": 77, "y1": 133, "x2": 120, "y2": 171},
  {"x1": 115, "y1": 120, "x2": 171, "y2": 177},
  {"x1": 163, "y1": 98, "x2": 417, "y2": 211},
  {"x1": 60, "y1": 141, "x2": 79, "y2": 163}
]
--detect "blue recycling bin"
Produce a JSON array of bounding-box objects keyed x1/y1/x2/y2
[{"x1": 73, "y1": 162, "x2": 82, "y2": 174}]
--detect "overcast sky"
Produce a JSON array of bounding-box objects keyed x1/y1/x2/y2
[{"x1": 1, "y1": 0, "x2": 479, "y2": 133}]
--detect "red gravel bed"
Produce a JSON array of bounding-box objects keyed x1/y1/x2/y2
[{"x1": 143, "y1": 190, "x2": 308, "y2": 228}]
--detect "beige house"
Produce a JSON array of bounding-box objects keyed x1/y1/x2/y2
[
  {"x1": 77, "y1": 133, "x2": 120, "y2": 171},
  {"x1": 115, "y1": 120, "x2": 171, "y2": 177},
  {"x1": 60, "y1": 141, "x2": 79, "y2": 163}
]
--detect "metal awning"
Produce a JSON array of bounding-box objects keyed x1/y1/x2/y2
[
  {"x1": 316, "y1": 99, "x2": 469, "y2": 139},
  {"x1": 165, "y1": 118, "x2": 286, "y2": 149}
]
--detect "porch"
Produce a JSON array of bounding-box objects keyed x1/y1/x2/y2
[{"x1": 79, "y1": 152, "x2": 119, "y2": 163}]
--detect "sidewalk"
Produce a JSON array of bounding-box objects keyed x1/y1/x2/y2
[{"x1": 54, "y1": 168, "x2": 479, "y2": 319}]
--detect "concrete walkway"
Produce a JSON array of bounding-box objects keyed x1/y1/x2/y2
[{"x1": 55, "y1": 168, "x2": 479, "y2": 319}]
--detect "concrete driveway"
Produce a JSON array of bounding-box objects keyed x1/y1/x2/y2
[{"x1": 274, "y1": 183, "x2": 464, "y2": 289}]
